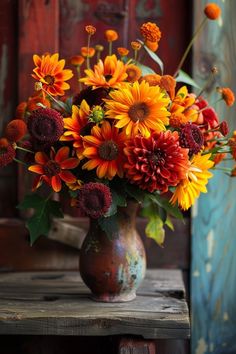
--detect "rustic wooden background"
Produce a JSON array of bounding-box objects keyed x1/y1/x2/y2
[
  {"x1": 0, "y1": 1, "x2": 194, "y2": 353},
  {"x1": 192, "y1": 1, "x2": 236, "y2": 354}
]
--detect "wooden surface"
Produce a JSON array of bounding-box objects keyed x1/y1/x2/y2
[
  {"x1": 0, "y1": 269, "x2": 190, "y2": 339},
  {"x1": 192, "y1": 1, "x2": 236, "y2": 354}
]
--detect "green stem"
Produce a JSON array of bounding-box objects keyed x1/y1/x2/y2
[
  {"x1": 77, "y1": 66, "x2": 81, "y2": 91},
  {"x1": 13, "y1": 157, "x2": 27, "y2": 166},
  {"x1": 174, "y1": 17, "x2": 207, "y2": 77},
  {"x1": 86, "y1": 35, "x2": 91, "y2": 69},
  {"x1": 108, "y1": 41, "x2": 112, "y2": 56},
  {"x1": 134, "y1": 49, "x2": 138, "y2": 62},
  {"x1": 41, "y1": 87, "x2": 65, "y2": 110},
  {"x1": 15, "y1": 145, "x2": 34, "y2": 154}
]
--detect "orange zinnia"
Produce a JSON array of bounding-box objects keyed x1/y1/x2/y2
[
  {"x1": 32, "y1": 53, "x2": 73, "y2": 96},
  {"x1": 80, "y1": 55, "x2": 128, "y2": 89},
  {"x1": 204, "y1": 3, "x2": 221, "y2": 20},
  {"x1": 28, "y1": 147, "x2": 79, "y2": 192},
  {"x1": 60, "y1": 100, "x2": 90, "y2": 159},
  {"x1": 82, "y1": 121, "x2": 126, "y2": 180},
  {"x1": 140, "y1": 22, "x2": 161, "y2": 42},
  {"x1": 218, "y1": 87, "x2": 235, "y2": 106}
]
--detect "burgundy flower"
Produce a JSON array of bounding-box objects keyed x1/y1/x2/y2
[
  {"x1": 0, "y1": 138, "x2": 16, "y2": 167},
  {"x1": 124, "y1": 131, "x2": 189, "y2": 193},
  {"x1": 196, "y1": 97, "x2": 219, "y2": 129},
  {"x1": 27, "y1": 108, "x2": 64, "y2": 143},
  {"x1": 219, "y1": 121, "x2": 229, "y2": 136},
  {"x1": 77, "y1": 182, "x2": 112, "y2": 218},
  {"x1": 179, "y1": 123, "x2": 204, "y2": 156},
  {"x1": 73, "y1": 87, "x2": 109, "y2": 107}
]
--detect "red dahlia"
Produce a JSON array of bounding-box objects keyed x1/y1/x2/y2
[
  {"x1": 77, "y1": 182, "x2": 112, "y2": 218},
  {"x1": 124, "y1": 131, "x2": 189, "y2": 193},
  {"x1": 27, "y1": 108, "x2": 64, "y2": 143},
  {"x1": 179, "y1": 123, "x2": 204, "y2": 156}
]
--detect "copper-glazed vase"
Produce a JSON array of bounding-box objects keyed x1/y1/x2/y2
[{"x1": 79, "y1": 201, "x2": 146, "y2": 302}]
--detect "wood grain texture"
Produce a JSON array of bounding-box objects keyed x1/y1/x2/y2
[
  {"x1": 0, "y1": 269, "x2": 190, "y2": 339},
  {"x1": 192, "y1": 1, "x2": 236, "y2": 353}
]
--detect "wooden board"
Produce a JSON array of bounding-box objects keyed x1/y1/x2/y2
[
  {"x1": 192, "y1": 1, "x2": 236, "y2": 353},
  {"x1": 0, "y1": 269, "x2": 190, "y2": 339}
]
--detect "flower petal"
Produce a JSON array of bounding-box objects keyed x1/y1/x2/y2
[
  {"x1": 35, "y1": 152, "x2": 49, "y2": 165},
  {"x1": 51, "y1": 175, "x2": 62, "y2": 192},
  {"x1": 60, "y1": 158, "x2": 79, "y2": 169},
  {"x1": 55, "y1": 146, "x2": 69, "y2": 163},
  {"x1": 28, "y1": 165, "x2": 44, "y2": 174},
  {"x1": 59, "y1": 170, "x2": 76, "y2": 183}
]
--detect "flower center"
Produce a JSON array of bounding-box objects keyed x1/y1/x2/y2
[
  {"x1": 150, "y1": 149, "x2": 166, "y2": 167},
  {"x1": 128, "y1": 102, "x2": 149, "y2": 122},
  {"x1": 192, "y1": 127, "x2": 203, "y2": 144},
  {"x1": 44, "y1": 75, "x2": 55, "y2": 86},
  {"x1": 98, "y1": 140, "x2": 119, "y2": 160},
  {"x1": 44, "y1": 160, "x2": 61, "y2": 177}
]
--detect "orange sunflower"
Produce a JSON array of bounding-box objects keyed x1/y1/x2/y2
[
  {"x1": 60, "y1": 100, "x2": 90, "y2": 159},
  {"x1": 105, "y1": 80, "x2": 170, "y2": 137},
  {"x1": 80, "y1": 54, "x2": 128, "y2": 89},
  {"x1": 28, "y1": 147, "x2": 79, "y2": 192},
  {"x1": 32, "y1": 53, "x2": 73, "y2": 96},
  {"x1": 82, "y1": 121, "x2": 126, "y2": 180}
]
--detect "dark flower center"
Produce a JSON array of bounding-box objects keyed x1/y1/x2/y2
[
  {"x1": 192, "y1": 127, "x2": 203, "y2": 144},
  {"x1": 44, "y1": 160, "x2": 61, "y2": 177},
  {"x1": 98, "y1": 140, "x2": 119, "y2": 160},
  {"x1": 105, "y1": 74, "x2": 112, "y2": 81},
  {"x1": 44, "y1": 75, "x2": 55, "y2": 86},
  {"x1": 85, "y1": 191, "x2": 103, "y2": 211},
  {"x1": 150, "y1": 149, "x2": 166, "y2": 167},
  {"x1": 80, "y1": 122, "x2": 94, "y2": 136},
  {"x1": 128, "y1": 102, "x2": 149, "y2": 122}
]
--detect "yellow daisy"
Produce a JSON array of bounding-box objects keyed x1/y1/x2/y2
[
  {"x1": 170, "y1": 153, "x2": 214, "y2": 210},
  {"x1": 105, "y1": 80, "x2": 170, "y2": 137}
]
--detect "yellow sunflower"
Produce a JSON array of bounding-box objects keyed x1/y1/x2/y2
[
  {"x1": 170, "y1": 153, "x2": 214, "y2": 210},
  {"x1": 80, "y1": 55, "x2": 127, "y2": 89},
  {"x1": 105, "y1": 80, "x2": 170, "y2": 137}
]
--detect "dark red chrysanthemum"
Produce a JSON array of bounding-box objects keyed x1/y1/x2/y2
[
  {"x1": 73, "y1": 87, "x2": 109, "y2": 107},
  {"x1": 124, "y1": 131, "x2": 189, "y2": 193},
  {"x1": 5, "y1": 119, "x2": 27, "y2": 142},
  {"x1": 27, "y1": 108, "x2": 64, "y2": 143},
  {"x1": 179, "y1": 123, "x2": 204, "y2": 156},
  {"x1": 0, "y1": 138, "x2": 16, "y2": 167},
  {"x1": 77, "y1": 182, "x2": 112, "y2": 218}
]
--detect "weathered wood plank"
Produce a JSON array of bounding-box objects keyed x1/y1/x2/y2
[
  {"x1": 192, "y1": 1, "x2": 236, "y2": 353},
  {"x1": 0, "y1": 270, "x2": 190, "y2": 339}
]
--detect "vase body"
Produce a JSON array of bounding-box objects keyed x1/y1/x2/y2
[{"x1": 79, "y1": 201, "x2": 146, "y2": 302}]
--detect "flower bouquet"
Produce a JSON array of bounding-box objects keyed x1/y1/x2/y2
[{"x1": 1, "y1": 3, "x2": 235, "y2": 300}]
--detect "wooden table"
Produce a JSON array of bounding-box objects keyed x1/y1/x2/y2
[{"x1": 0, "y1": 269, "x2": 190, "y2": 353}]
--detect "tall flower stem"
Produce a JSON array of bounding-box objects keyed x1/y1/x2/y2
[
  {"x1": 15, "y1": 145, "x2": 34, "y2": 154},
  {"x1": 14, "y1": 157, "x2": 27, "y2": 166},
  {"x1": 174, "y1": 17, "x2": 207, "y2": 77},
  {"x1": 87, "y1": 34, "x2": 91, "y2": 69},
  {"x1": 108, "y1": 41, "x2": 112, "y2": 56},
  {"x1": 77, "y1": 66, "x2": 82, "y2": 91}
]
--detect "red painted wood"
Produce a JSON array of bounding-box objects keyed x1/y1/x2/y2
[{"x1": 118, "y1": 338, "x2": 156, "y2": 354}]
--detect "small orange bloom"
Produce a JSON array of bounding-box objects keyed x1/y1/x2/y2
[
  {"x1": 145, "y1": 40, "x2": 158, "y2": 52},
  {"x1": 213, "y1": 152, "x2": 226, "y2": 166},
  {"x1": 218, "y1": 87, "x2": 235, "y2": 106},
  {"x1": 32, "y1": 53, "x2": 73, "y2": 96},
  {"x1": 82, "y1": 121, "x2": 126, "y2": 180},
  {"x1": 204, "y1": 3, "x2": 221, "y2": 20},
  {"x1": 60, "y1": 100, "x2": 90, "y2": 160},
  {"x1": 81, "y1": 47, "x2": 96, "y2": 58},
  {"x1": 140, "y1": 22, "x2": 161, "y2": 42},
  {"x1": 131, "y1": 41, "x2": 142, "y2": 51},
  {"x1": 126, "y1": 64, "x2": 142, "y2": 83},
  {"x1": 169, "y1": 112, "x2": 190, "y2": 128},
  {"x1": 15, "y1": 102, "x2": 27, "y2": 119},
  {"x1": 5, "y1": 119, "x2": 27, "y2": 142},
  {"x1": 159, "y1": 75, "x2": 176, "y2": 100},
  {"x1": 105, "y1": 29, "x2": 118, "y2": 42},
  {"x1": 141, "y1": 74, "x2": 161, "y2": 86},
  {"x1": 27, "y1": 93, "x2": 51, "y2": 112},
  {"x1": 28, "y1": 147, "x2": 79, "y2": 192},
  {"x1": 117, "y1": 47, "x2": 129, "y2": 57},
  {"x1": 85, "y1": 25, "x2": 96, "y2": 35},
  {"x1": 70, "y1": 55, "x2": 85, "y2": 66}
]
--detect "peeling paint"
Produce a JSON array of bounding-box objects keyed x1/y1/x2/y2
[
  {"x1": 192, "y1": 199, "x2": 198, "y2": 218},
  {"x1": 0, "y1": 44, "x2": 8, "y2": 132},
  {"x1": 205, "y1": 262, "x2": 212, "y2": 273},
  {"x1": 223, "y1": 312, "x2": 229, "y2": 321},
  {"x1": 193, "y1": 269, "x2": 200, "y2": 277},
  {"x1": 196, "y1": 338, "x2": 207, "y2": 354},
  {"x1": 207, "y1": 229, "x2": 214, "y2": 258}
]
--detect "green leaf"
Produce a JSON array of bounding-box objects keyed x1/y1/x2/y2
[
  {"x1": 17, "y1": 194, "x2": 63, "y2": 245},
  {"x1": 175, "y1": 70, "x2": 200, "y2": 89},
  {"x1": 143, "y1": 44, "x2": 164, "y2": 74},
  {"x1": 146, "y1": 215, "x2": 165, "y2": 247},
  {"x1": 125, "y1": 184, "x2": 147, "y2": 204},
  {"x1": 105, "y1": 189, "x2": 127, "y2": 217},
  {"x1": 149, "y1": 193, "x2": 184, "y2": 220},
  {"x1": 98, "y1": 215, "x2": 119, "y2": 239},
  {"x1": 137, "y1": 63, "x2": 156, "y2": 76},
  {"x1": 165, "y1": 216, "x2": 174, "y2": 231}
]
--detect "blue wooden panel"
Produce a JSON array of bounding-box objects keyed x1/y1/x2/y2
[{"x1": 192, "y1": 1, "x2": 236, "y2": 353}]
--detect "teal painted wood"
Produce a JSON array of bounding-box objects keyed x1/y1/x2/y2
[{"x1": 192, "y1": 1, "x2": 236, "y2": 353}]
